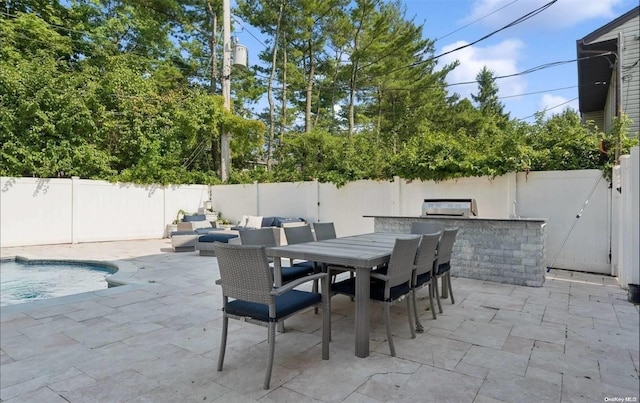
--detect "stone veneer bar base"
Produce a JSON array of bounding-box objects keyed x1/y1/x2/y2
[{"x1": 368, "y1": 216, "x2": 547, "y2": 287}]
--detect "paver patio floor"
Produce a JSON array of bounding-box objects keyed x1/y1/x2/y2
[{"x1": 1, "y1": 239, "x2": 638, "y2": 402}]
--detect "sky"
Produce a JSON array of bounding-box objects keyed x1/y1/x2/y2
[{"x1": 232, "y1": 0, "x2": 637, "y2": 124}]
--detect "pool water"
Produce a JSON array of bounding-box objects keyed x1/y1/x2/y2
[{"x1": 0, "y1": 259, "x2": 116, "y2": 307}]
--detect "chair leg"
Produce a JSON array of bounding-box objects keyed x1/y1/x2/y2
[
  {"x1": 349, "y1": 271, "x2": 355, "y2": 301},
  {"x1": 440, "y1": 276, "x2": 449, "y2": 299},
  {"x1": 313, "y1": 278, "x2": 319, "y2": 314},
  {"x1": 406, "y1": 296, "x2": 416, "y2": 339},
  {"x1": 412, "y1": 289, "x2": 424, "y2": 333},
  {"x1": 217, "y1": 315, "x2": 228, "y2": 371},
  {"x1": 384, "y1": 304, "x2": 395, "y2": 357},
  {"x1": 264, "y1": 322, "x2": 276, "y2": 390},
  {"x1": 433, "y1": 276, "x2": 443, "y2": 314},
  {"x1": 322, "y1": 276, "x2": 330, "y2": 359},
  {"x1": 428, "y1": 281, "x2": 437, "y2": 320},
  {"x1": 446, "y1": 273, "x2": 455, "y2": 304}
]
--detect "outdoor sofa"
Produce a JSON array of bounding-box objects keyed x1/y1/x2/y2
[
  {"x1": 170, "y1": 214, "x2": 219, "y2": 252},
  {"x1": 195, "y1": 215, "x2": 306, "y2": 256}
]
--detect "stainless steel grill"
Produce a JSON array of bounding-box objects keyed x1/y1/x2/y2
[{"x1": 421, "y1": 198, "x2": 478, "y2": 217}]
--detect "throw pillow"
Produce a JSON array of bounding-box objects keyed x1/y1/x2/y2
[
  {"x1": 237, "y1": 215, "x2": 249, "y2": 228},
  {"x1": 246, "y1": 215, "x2": 263, "y2": 229}
]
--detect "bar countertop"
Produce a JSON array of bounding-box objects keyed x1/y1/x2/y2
[{"x1": 364, "y1": 215, "x2": 547, "y2": 223}]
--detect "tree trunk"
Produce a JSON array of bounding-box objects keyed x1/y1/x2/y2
[
  {"x1": 305, "y1": 40, "x2": 314, "y2": 133},
  {"x1": 280, "y1": 33, "x2": 287, "y2": 153},
  {"x1": 206, "y1": 1, "x2": 219, "y2": 173},
  {"x1": 267, "y1": 1, "x2": 285, "y2": 169}
]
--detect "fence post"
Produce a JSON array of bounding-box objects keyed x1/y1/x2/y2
[
  {"x1": 71, "y1": 176, "x2": 79, "y2": 244},
  {"x1": 313, "y1": 179, "x2": 320, "y2": 223},
  {"x1": 254, "y1": 181, "x2": 260, "y2": 215},
  {"x1": 392, "y1": 176, "x2": 401, "y2": 216}
]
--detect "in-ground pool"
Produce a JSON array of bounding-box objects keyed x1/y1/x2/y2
[{"x1": 0, "y1": 258, "x2": 117, "y2": 307}]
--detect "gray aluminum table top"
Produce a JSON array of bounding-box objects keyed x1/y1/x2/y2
[{"x1": 267, "y1": 232, "x2": 419, "y2": 268}]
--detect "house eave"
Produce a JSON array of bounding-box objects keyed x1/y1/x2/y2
[{"x1": 576, "y1": 7, "x2": 639, "y2": 114}]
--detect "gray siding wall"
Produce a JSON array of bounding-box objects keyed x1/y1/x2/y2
[
  {"x1": 587, "y1": 15, "x2": 640, "y2": 136},
  {"x1": 584, "y1": 110, "x2": 605, "y2": 131}
]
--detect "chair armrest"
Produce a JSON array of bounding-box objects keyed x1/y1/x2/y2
[
  {"x1": 270, "y1": 272, "x2": 328, "y2": 296},
  {"x1": 192, "y1": 221, "x2": 213, "y2": 231},
  {"x1": 178, "y1": 221, "x2": 212, "y2": 232},
  {"x1": 370, "y1": 272, "x2": 388, "y2": 281}
]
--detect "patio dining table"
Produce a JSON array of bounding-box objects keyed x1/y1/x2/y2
[{"x1": 266, "y1": 232, "x2": 418, "y2": 358}]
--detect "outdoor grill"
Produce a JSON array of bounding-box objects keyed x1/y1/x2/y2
[{"x1": 421, "y1": 198, "x2": 478, "y2": 217}]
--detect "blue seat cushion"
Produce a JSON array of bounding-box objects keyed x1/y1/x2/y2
[
  {"x1": 183, "y1": 214, "x2": 207, "y2": 222},
  {"x1": 436, "y1": 262, "x2": 450, "y2": 275},
  {"x1": 261, "y1": 216, "x2": 276, "y2": 227},
  {"x1": 280, "y1": 263, "x2": 315, "y2": 283},
  {"x1": 332, "y1": 277, "x2": 411, "y2": 302},
  {"x1": 414, "y1": 271, "x2": 432, "y2": 288},
  {"x1": 198, "y1": 233, "x2": 239, "y2": 243},
  {"x1": 273, "y1": 217, "x2": 305, "y2": 227},
  {"x1": 225, "y1": 290, "x2": 321, "y2": 322}
]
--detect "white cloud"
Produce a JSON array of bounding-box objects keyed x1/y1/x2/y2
[
  {"x1": 538, "y1": 93, "x2": 579, "y2": 115},
  {"x1": 463, "y1": 0, "x2": 629, "y2": 29},
  {"x1": 439, "y1": 39, "x2": 527, "y2": 102}
]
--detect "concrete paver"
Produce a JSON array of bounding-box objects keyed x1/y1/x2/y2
[{"x1": 1, "y1": 239, "x2": 638, "y2": 402}]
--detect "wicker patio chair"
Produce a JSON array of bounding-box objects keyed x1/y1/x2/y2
[
  {"x1": 312, "y1": 222, "x2": 355, "y2": 284},
  {"x1": 214, "y1": 243, "x2": 330, "y2": 389},
  {"x1": 411, "y1": 232, "x2": 441, "y2": 332},
  {"x1": 433, "y1": 228, "x2": 459, "y2": 313},
  {"x1": 239, "y1": 227, "x2": 316, "y2": 284},
  {"x1": 239, "y1": 227, "x2": 278, "y2": 248},
  {"x1": 331, "y1": 236, "x2": 421, "y2": 357},
  {"x1": 312, "y1": 222, "x2": 337, "y2": 241},
  {"x1": 410, "y1": 221, "x2": 445, "y2": 236},
  {"x1": 283, "y1": 225, "x2": 316, "y2": 268}
]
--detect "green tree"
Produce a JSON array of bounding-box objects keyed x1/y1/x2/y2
[{"x1": 4, "y1": 1, "x2": 634, "y2": 187}]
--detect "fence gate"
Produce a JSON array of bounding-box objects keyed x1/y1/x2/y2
[{"x1": 516, "y1": 170, "x2": 612, "y2": 274}]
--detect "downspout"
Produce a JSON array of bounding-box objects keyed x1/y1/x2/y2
[{"x1": 615, "y1": 31, "x2": 623, "y2": 164}]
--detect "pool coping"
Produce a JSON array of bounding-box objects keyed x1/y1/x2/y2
[{"x1": 0, "y1": 254, "x2": 148, "y2": 314}]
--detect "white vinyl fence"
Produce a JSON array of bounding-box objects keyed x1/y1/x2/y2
[
  {"x1": 1, "y1": 147, "x2": 638, "y2": 288},
  {"x1": 0, "y1": 178, "x2": 209, "y2": 246}
]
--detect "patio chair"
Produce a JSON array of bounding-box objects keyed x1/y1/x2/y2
[
  {"x1": 312, "y1": 222, "x2": 355, "y2": 284},
  {"x1": 331, "y1": 236, "x2": 421, "y2": 357},
  {"x1": 283, "y1": 224, "x2": 317, "y2": 268},
  {"x1": 312, "y1": 222, "x2": 337, "y2": 241},
  {"x1": 239, "y1": 227, "x2": 278, "y2": 248},
  {"x1": 411, "y1": 232, "x2": 441, "y2": 332},
  {"x1": 410, "y1": 221, "x2": 445, "y2": 236},
  {"x1": 213, "y1": 243, "x2": 329, "y2": 389},
  {"x1": 240, "y1": 227, "x2": 316, "y2": 284},
  {"x1": 433, "y1": 228, "x2": 459, "y2": 313}
]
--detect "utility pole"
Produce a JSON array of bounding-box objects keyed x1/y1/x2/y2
[{"x1": 220, "y1": 0, "x2": 231, "y2": 182}]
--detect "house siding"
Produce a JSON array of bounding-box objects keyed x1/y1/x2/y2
[
  {"x1": 584, "y1": 13, "x2": 640, "y2": 136},
  {"x1": 584, "y1": 110, "x2": 605, "y2": 131}
]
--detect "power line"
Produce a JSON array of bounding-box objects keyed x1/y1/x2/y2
[
  {"x1": 304, "y1": 51, "x2": 611, "y2": 94},
  {"x1": 232, "y1": 16, "x2": 268, "y2": 49},
  {"x1": 434, "y1": 0, "x2": 518, "y2": 43},
  {"x1": 622, "y1": 58, "x2": 639, "y2": 70},
  {"x1": 499, "y1": 85, "x2": 577, "y2": 99},
  {"x1": 380, "y1": 0, "x2": 558, "y2": 78},
  {"x1": 517, "y1": 97, "x2": 578, "y2": 121},
  {"x1": 1, "y1": 4, "x2": 589, "y2": 126}
]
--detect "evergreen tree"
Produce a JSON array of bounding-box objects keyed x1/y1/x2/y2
[{"x1": 471, "y1": 66, "x2": 509, "y2": 120}]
